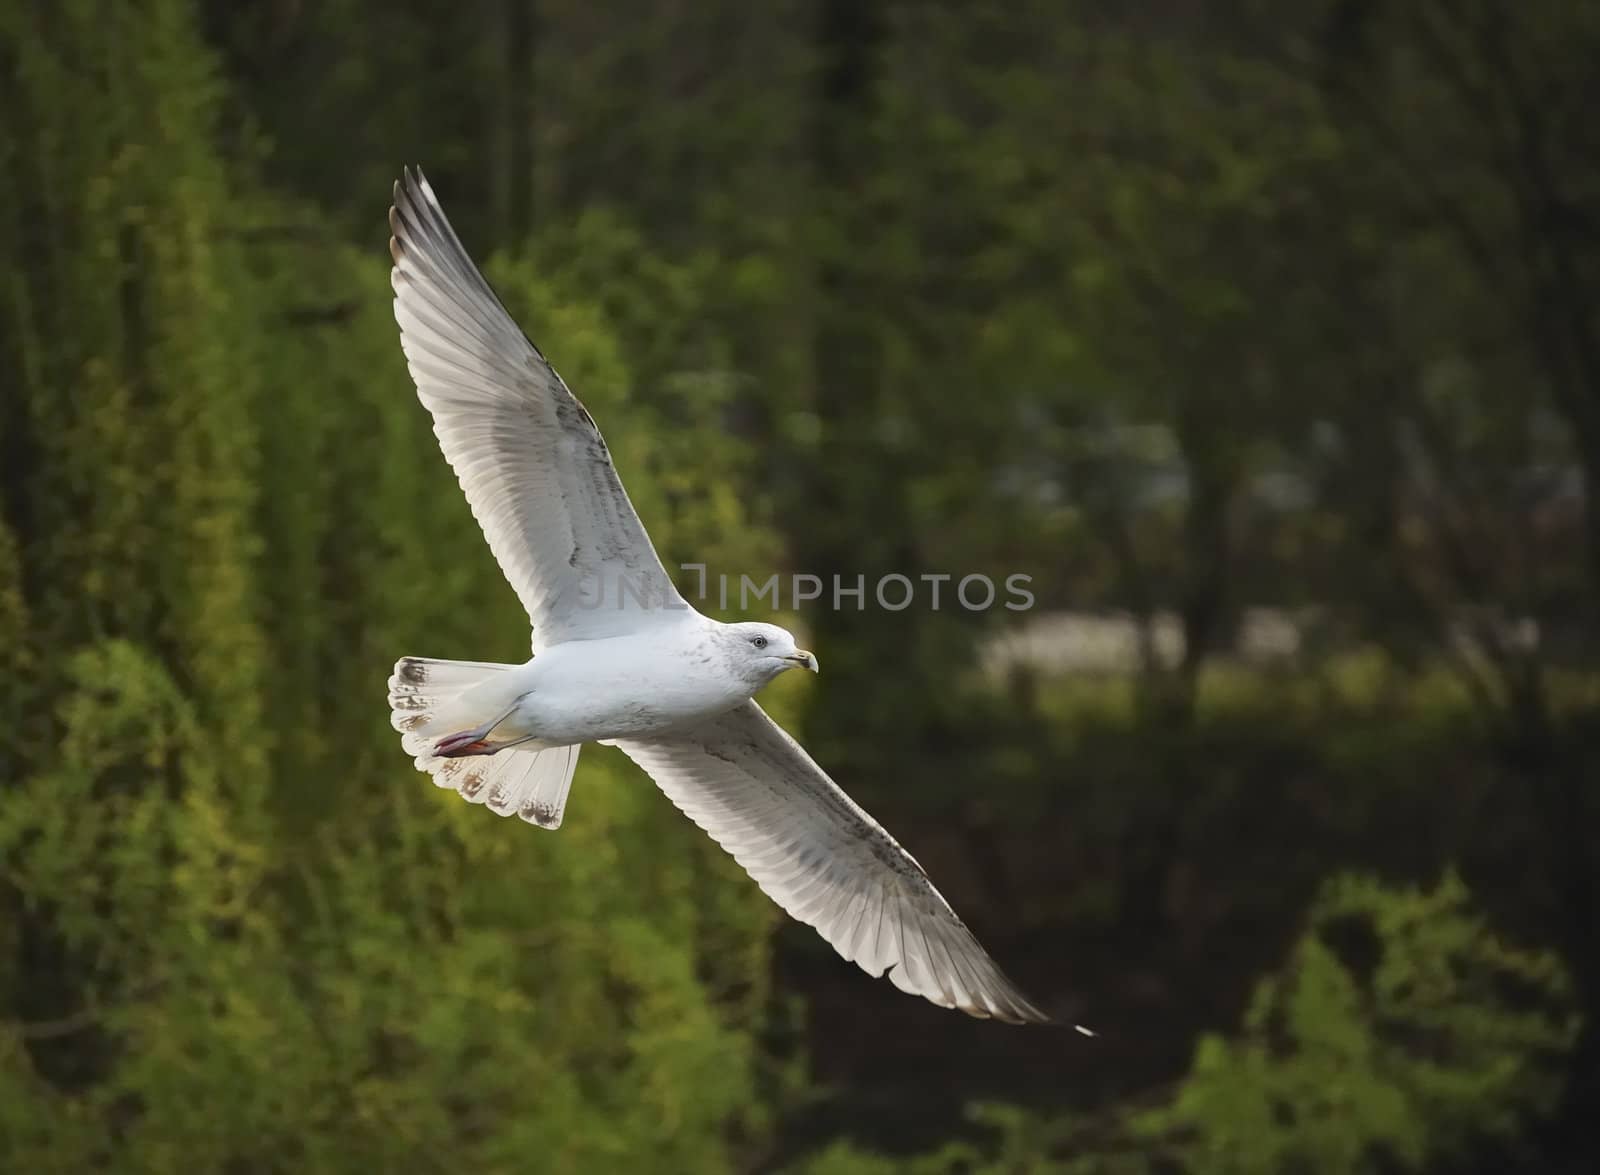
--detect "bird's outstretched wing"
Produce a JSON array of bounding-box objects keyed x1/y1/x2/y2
[
  {"x1": 389, "y1": 167, "x2": 684, "y2": 644},
  {"x1": 613, "y1": 701, "x2": 1054, "y2": 1023}
]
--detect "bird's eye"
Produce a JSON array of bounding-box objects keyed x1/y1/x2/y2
[{"x1": 751, "y1": 635, "x2": 768, "y2": 649}]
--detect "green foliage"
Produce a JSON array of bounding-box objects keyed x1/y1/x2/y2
[
  {"x1": 0, "y1": 4, "x2": 788, "y2": 1170},
  {"x1": 1140, "y1": 872, "x2": 1578, "y2": 1173},
  {"x1": 790, "y1": 1102, "x2": 1152, "y2": 1175},
  {"x1": 789, "y1": 874, "x2": 1577, "y2": 1175}
]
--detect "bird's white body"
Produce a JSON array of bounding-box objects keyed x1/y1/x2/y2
[{"x1": 458, "y1": 615, "x2": 777, "y2": 746}]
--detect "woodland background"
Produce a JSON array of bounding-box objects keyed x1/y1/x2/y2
[{"x1": 2, "y1": 2, "x2": 1598, "y2": 1171}]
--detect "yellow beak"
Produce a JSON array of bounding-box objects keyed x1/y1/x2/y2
[{"x1": 788, "y1": 650, "x2": 819, "y2": 673}]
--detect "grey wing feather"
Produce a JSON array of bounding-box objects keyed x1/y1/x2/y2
[
  {"x1": 389, "y1": 167, "x2": 683, "y2": 644},
  {"x1": 613, "y1": 701, "x2": 1053, "y2": 1024}
]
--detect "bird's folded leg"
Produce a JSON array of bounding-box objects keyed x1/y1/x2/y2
[
  {"x1": 433, "y1": 705, "x2": 520, "y2": 758},
  {"x1": 434, "y1": 730, "x2": 499, "y2": 757}
]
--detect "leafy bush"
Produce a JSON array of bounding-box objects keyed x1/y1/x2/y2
[{"x1": 792, "y1": 872, "x2": 1578, "y2": 1175}]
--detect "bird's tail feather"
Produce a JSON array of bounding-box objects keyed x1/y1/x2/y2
[
  {"x1": 387, "y1": 655, "x2": 517, "y2": 755},
  {"x1": 415, "y1": 741, "x2": 582, "y2": 830},
  {"x1": 387, "y1": 656, "x2": 581, "y2": 830}
]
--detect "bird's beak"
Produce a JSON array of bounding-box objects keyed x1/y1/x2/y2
[{"x1": 788, "y1": 650, "x2": 819, "y2": 673}]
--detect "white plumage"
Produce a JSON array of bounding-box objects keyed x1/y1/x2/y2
[
  {"x1": 390, "y1": 169, "x2": 682, "y2": 644},
  {"x1": 614, "y1": 702, "x2": 1052, "y2": 1022},
  {"x1": 385, "y1": 168, "x2": 1073, "y2": 1026}
]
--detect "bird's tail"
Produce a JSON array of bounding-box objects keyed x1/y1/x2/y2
[
  {"x1": 387, "y1": 655, "x2": 517, "y2": 755},
  {"x1": 387, "y1": 656, "x2": 582, "y2": 829}
]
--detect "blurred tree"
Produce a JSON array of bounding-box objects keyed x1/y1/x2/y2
[
  {"x1": 0, "y1": 3, "x2": 795, "y2": 1170},
  {"x1": 1305, "y1": 0, "x2": 1600, "y2": 1130},
  {"x1": 1139, "y1": 872, "x2": 1577, "y2": 1174},
  {"x1": 791, "y1": 872, "x2": 1578, "y2": 1174}
]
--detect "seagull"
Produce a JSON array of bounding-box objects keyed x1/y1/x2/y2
[{"x1": 384, "y1": 167, "x2": 1076, "y2": 1027}]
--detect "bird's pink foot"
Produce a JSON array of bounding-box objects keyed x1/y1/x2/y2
[{"x1": 434, "y1": 730, "x2": 499, "y2": 758}]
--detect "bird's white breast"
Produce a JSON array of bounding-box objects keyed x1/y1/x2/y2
[{"x1": 502, "y1": 616, "x2": 750, "y2": 744}]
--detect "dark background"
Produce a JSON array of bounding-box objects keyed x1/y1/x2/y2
[{"x1": 2, "y1": 2, "x2": 1597, "y2": 1171}]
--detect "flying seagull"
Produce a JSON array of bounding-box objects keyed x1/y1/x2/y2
[{"x1": 385, "y1": 167, "x2": 1073, "y2": 1027}]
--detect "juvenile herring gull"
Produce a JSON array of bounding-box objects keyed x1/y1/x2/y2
[{"x1": 385, "y1": 168, "x2": 1071, "y2": 1026}]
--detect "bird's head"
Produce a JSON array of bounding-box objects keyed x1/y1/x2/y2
[{"x1": 719, "y1": 621, "x2": 818, "y2": 684}]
